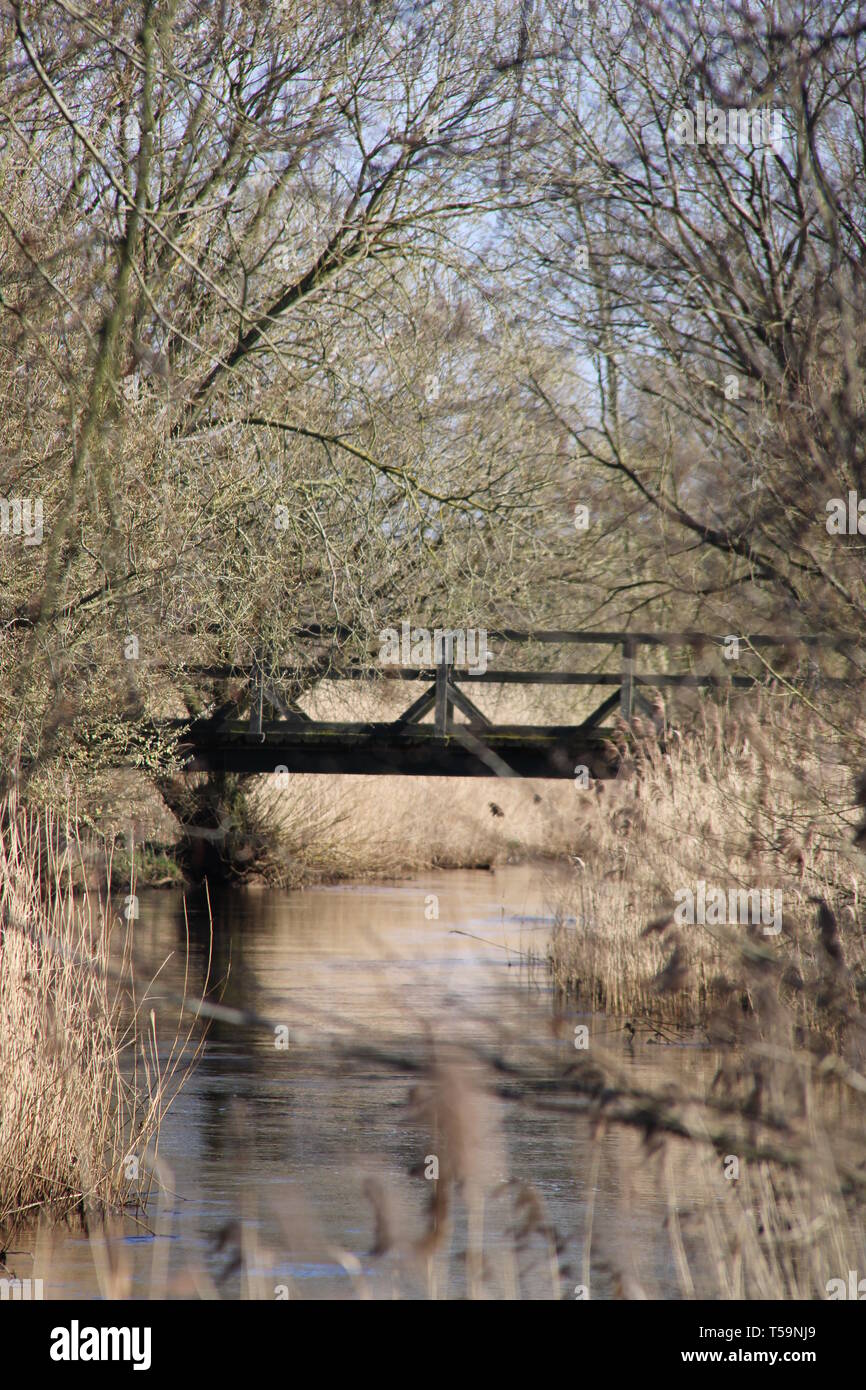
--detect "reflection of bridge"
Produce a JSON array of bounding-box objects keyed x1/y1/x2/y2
[{"x1": 169, "y1": 629, "x2": 844, "y2": 780}]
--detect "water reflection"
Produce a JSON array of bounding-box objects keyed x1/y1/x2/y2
[{"x1": 30, "y1": 867, "x2": 719, "y2": 1299}]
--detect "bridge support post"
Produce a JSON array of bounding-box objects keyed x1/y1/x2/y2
[
  {"x1": 620, "y1": 637, "x2": 636, "y2": 721},
  {"x1": 435, "y1": 655, "x2": 453, "y2": 735}
]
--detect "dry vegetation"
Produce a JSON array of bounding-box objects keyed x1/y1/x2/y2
[
  {"x1": 249, "y1": 771, "x2": 578, "y2": 883},
  {"x1": 21, "y1": 1025, "x2": 866, "y2": 1299},
  {"x1": 549, "y1": 691, "x2": 866, "y2": 1033},
  {"x1": 0, "y1": 793, "x2": 198, "y2": 1237}
]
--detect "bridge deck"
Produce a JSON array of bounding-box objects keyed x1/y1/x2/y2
[{"x1": 178, "y1": 720, "x2": 619, "y2": 779}]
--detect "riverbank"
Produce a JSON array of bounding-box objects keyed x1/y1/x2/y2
[
  {"x1": 548, "y1": 693, "x2": 866, "y2": 1039},
  {"x1": 73, "y1": 769, "x2": 583, "y2": 891}
]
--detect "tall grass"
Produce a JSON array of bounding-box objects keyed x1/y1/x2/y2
[
  {"x1": 0, "y1": 793, "x2": 197, "y2": 1234},
  {"x1": 550, "y1": 694, "x2": 866, "y2": 1031},
  {"x1": 531, "y1": 691, "x2": 866, "y2": 1296}
]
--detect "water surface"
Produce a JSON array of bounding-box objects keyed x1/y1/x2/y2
[{"x1": 29, "y1": 866, "x2": 717, "y2": 1299}]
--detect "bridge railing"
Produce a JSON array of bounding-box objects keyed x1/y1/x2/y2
[{"x1": 182, "y1": 628, "x2": 856, "y2": 736}]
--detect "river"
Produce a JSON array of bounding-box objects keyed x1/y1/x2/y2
[{"x1": 29, "y1": 866, "x2": 718, "y2": 1300}]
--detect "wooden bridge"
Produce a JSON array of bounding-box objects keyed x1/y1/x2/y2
[{"x1": 171, "y1": 629, "x2": 842, "y2": 781}]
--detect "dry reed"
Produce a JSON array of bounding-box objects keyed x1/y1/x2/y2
[{"x1": 0, "y1": 792, "x2": 198, "y2": 1235}]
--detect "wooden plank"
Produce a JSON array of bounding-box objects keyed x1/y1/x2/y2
[
  {"x1": 434, "y1": 659, "x2": 452, "y2": 734},
  {"x1": 186, "y1": 664, "x2": 844, "y2": 686},
  {"x1": 168, "y1": 718, "x2": 616, "y2": 737},
  {"x1": 177, "y1": 725, "x2": 618, "y2": 779},
  {"x1": 242, "y1": 668, "x2": 767, "y2": 686}
]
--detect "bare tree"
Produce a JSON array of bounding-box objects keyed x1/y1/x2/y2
[
  {"x1": 0, "y1": 0, "x2": 562, "y2": 797},
  {"x1": 501, "y1": 0, "x2": 866, "y2": 641}
]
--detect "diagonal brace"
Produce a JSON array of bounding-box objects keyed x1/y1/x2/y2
[
  {"x1": 445, "y1": 681, "x2": 491, "y2": 728},
  {"x1": 579, "y1": 689, "x2": 621, "y2": 731},
  {"x1": 393, "y1": 683, "x2": 437, "y2": 725}
]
